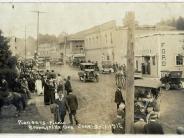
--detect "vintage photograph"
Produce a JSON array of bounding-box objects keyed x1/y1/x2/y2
[{"x1": 0, "y1": 2, "x2": 184, "y2": 134}]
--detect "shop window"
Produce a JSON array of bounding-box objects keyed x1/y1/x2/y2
[
  {"x1": 152, "y1": 56, "x2": 156, "y2": 65},
  {"x1": 176, "y1": 55, "x2": 183, "y2": 65}
]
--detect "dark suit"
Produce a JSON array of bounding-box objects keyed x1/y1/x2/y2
[
  {"x1": 55, "y1": 98, "x2": 69, "y2": 130},
  {"x1": 65, "y1": 80, "x2": 72, "y2": 95},
  {"x1": 43, "y1": 80, "x2": 50, "y2": 105},
  {"x1": 115, "y1": 89, "x2": 124, "y2": 109},
  {"x1": 66, "y1": 93, "x2": 78, "y2": 125}
]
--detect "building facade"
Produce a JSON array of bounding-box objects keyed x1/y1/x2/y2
[
  {"x1": 135, "y1": 32, "x2": 184, "y2": 78},
  {"x1": 84, "y1": 20, "x2": 159, "y2": 67}
]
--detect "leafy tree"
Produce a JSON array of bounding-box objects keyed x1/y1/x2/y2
[
  {"x1": 176, "y1": 16, "x2": 184, "y2": 30},
  {"x1": 0, "y1": 30, "x2": 11, "y2": 66},
  {"x1": 0, "y1": 30, "x2": 19, "y2": 88}
]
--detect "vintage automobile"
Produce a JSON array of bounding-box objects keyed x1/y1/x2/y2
[
  {"x1": 134, "y1": 79, "x2": 161, "y2": 122},
  {"x1": 160, "y1": 70, "x2": 183, "y2": 90},
  {"x1": 100, "y1": 60, "x2": 114, "y2": 74},
  {"x1": 78, "y1": 63, "x2": 99, "y2": 82}
]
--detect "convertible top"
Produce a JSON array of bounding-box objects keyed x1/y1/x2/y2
[{"x1": 135, "y1": 79, "x2": 161, "y2": 88}]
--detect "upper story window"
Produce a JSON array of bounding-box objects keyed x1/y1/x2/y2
[
  {"x1": 105, "y1": 34, "x2": 107, "y2": 43},
  {"x1": 110, "y1": 32, "x2": 113, "y2": 44},
  {"x1": 176, "y1": 55, "x2": 183, "y2": 65}
]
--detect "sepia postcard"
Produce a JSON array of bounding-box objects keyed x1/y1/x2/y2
[{"x1": 0, "y1": 1, "x2": 183, "y2": 135}]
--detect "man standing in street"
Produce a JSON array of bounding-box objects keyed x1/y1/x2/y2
[
  {"x1": 65, "y1": 76, "x2": 72, "y2": 95},
  {"x1": 55, "y1": 92, "x2": 70, "y2": 133},
  {"x1": 114, "y1": 87, "x2": 124, "y2": 110},
  {"x1": 66, "y1": 89, "x2": 79, "y2": 125}
]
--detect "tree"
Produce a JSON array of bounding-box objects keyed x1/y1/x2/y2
[
  {"x1": 176, "y1": 16, "x2": 184, "y2": 30},
  {"x1": 0, "y1": 30, "x2": 19, "y2": 88}
]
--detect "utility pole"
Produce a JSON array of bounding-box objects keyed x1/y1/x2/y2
[
  {"x1": 125, "y1": 11, "x2": 135, "y2": 134},
  {"x1": 25, "y1": 25, "x2": 27, "y2": 60},
  {"x1": 32, "y1": 10, "x2": 46, "y2": 54},
  {"x1": 64, "y1": 36, "x2": 67, "y2": 65}
]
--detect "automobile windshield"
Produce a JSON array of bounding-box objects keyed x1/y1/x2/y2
[{"x1": 85, "y1": 65, "x2": 95, "y2": 69}]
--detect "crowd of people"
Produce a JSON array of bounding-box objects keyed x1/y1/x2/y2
[{"x1": 112, "y1": 86, "x2": 165, "y2": 134}]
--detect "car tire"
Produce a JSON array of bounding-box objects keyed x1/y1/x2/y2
[{"x1": 165, "y1": 83, "x2": 170, "y2": 90}]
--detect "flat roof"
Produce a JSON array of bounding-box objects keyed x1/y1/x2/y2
[
  {"x1": 135, "y1": 79, "x2": 161, "y2": 88},
  {"x1": 136, "y1": 31, "x2": 184, "y2": 39}
]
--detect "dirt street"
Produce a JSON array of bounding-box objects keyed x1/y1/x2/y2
[{"x1": 0, "y1": 65, "x2": 184, "y2": 134}]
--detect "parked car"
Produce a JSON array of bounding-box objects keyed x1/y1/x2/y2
[
  {"x1": 160, "y1": 70, "x2": 183, "y2": 90},
  {"x1": 78, "y1": 63, "x2": 99, "y2": 82},
  {"x1": 100, "y1": 60, "x2": 114, "y2": 74}
]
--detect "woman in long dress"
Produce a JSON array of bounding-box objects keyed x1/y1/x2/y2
[{"x1": 35, "y1": 76, "x2": 43, "y2": 96}]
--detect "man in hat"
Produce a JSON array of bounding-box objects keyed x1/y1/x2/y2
[
  {"x1": 65, "y1": 76, "x2": 72, "y2": 95},
  {"x1": 114, "y1": 87, "x2": 124, "y2": 110},
  {"x1": 48, "y1": 79, "x2": 55, "y2": 104},
  {"x1": 55, "y1": 92, "x2": 70, "y2": 132},
  {"x1": 66, "y1": 89, "x2": 79, "y2": 125},
  {"x1": 111, "y1": 110, "x2": 125, "y2": 134}
]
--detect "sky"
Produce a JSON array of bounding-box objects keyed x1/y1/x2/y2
[{"x1": 0, "y1": 2, "x2": 184, "y2": 38}]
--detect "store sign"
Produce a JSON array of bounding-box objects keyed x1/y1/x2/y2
[{"x1": 161, "y1": 43, "x2": 166, "y2": 66}]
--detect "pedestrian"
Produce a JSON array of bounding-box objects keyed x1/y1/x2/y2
[
  {"x1": 50, "y1": 70, "x2": 56, "y2": 79},
  {"x1": 111, "y1": 110, "x2": 125, "y2": 134},
  {"x1": 66, "y1": 89, "x2": 79, "y2": 125},
  {"x1": 21, "y1": 77, "x2": 31, "y2": 99},
  {"x1": 43, "y1": 78, "x2": 50, "y2": 105},
  {"x1": 49, "y1": 79, "x2": 56, "y2": 104},
  {"x1": 35, "y1": 76, "x2": 43, "y2": 96},
  {"x1": 55, "y1": 92, "x2": 70, "y2": 132},
  {"x1": 114, "y1": 87, "x2": 124, "y2": 110},
  {"x1": 27, "y1": 76, "x2": 35, "y2": 93},
  {"x1": 133, "y1": 118, "x2": 146, "y2": 134},
  {"x1": 65, "y1": 76, "x2": 72, "y2": 95}
]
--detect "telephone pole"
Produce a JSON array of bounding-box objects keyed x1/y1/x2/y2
[
  {"x1": 25, "y1": 25, "x2": 27, "y2": 60},
  {"x1": 32, "y1": 10, "x2": 46, "y2": 54},
  {"x1": 125, "y1": 11, "x2": 135, "y2": 134}
]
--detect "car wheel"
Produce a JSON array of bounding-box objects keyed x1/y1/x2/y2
[
  {"x1": 165, "y1": 83, "x2": 170, "y2": 90},
  {"x1": 79, "y1": 77, "x2": 82, "y2": 81},
  {"x1": 179, "y1": 82, "x2": 183, "y2": 89}
]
